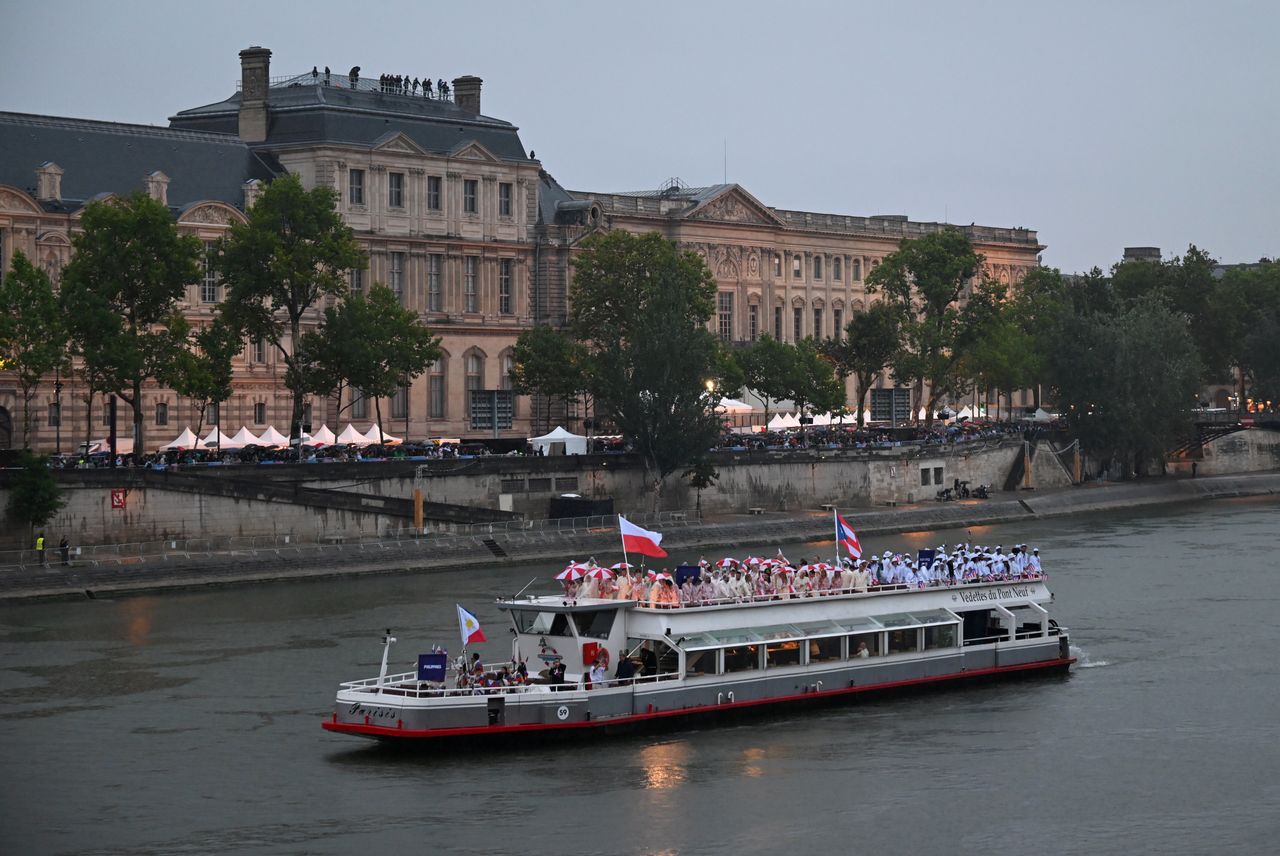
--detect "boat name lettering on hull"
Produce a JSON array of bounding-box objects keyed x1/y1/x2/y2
[
  {"x1": 348, "y1": 703, "x2": 398, "y2": 720},
  {"x1": 957, "y1": 585, "x2": 1032, "y2": 604}
]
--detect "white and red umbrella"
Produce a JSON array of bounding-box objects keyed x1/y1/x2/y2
[
  {"x1": 586, "y1": 567, "x2": 615, "y2": 580},
  {"x1": 611, "y1": 562, "x2": 634, "y2": 571},
  {"x1": 716, "y1": 557, "x2": 739, "y2": 568},
  {"x1": 555, "y1": 565, "x2": 586, "y2": 581}
]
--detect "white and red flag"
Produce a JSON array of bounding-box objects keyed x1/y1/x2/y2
[
  {"x1": 457, "y1": 604, "x2": 487, "y2": 647},
  {"x1": 619, "y1": 515, "x2": 668, "y2": 558},
  {"x1": 834, "y1": 510, "x2": 863, "y2": 559}
]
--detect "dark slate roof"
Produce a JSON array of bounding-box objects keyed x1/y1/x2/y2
[
  {"x1": 0, "y1": 112, "x2": 279, "y2": 209},
  {"x1": 537, "y1": 170, "x2": 577, "y2": 226},
  {"x1": 170, "y1": 81, "x2": 533, "y2": 162}
]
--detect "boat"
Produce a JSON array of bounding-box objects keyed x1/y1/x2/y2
[{"x1": 321, "y1": 567, "x2": 1073, "y2": 743}]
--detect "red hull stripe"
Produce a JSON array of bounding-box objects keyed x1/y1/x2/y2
[{"x1": 322, "y1": 656, "x2": 1075, "y2": 739}]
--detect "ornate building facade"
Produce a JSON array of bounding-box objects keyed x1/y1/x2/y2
[{"x1": 0, "y1": 46, "x2": 1042, "y2": 452}]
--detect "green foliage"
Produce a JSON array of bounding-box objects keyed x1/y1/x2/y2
[
  {"x1": 299, "y1": 284, "x2": 441, "y2": 441},
  {"x1": 1044, "y1": 296, "x2": 1203, "y2": 475},
  {"x1": 784, "y1": 337, "x2": 844, "y2": 425},
  {"x1": 823, "y1": 302, "x2": 902, "y2": 427},
  {"x1": 866, "y1": 228, "x2": 989, "y2": 423},
  {"x1": 166, "y1": 313, "x2": 240, "y2": 434},
  {"x1": 0, "y1": 251, "x2": 68, "y2": 447},
  {"x1": 568, "y1": 231, "x2": 722, "y2": 504},
  {"x1": 737, "y1": 335, "x2": 794, "y2": 423},
  {"x1": 6, "y1": 452, "x2": 65, "y2": 529},
  {"x1": 1213, "y1": 260, "x2": 1280, "y2": 405},
  {"x1": 60, "y1": 193, "x2": 202, "y2": 457},
  {"x1": 218, "y1": 174, "x2": 365, "y2": 439},
  {"x1": 509, "y1": 325, "x2": 591, "y2": 433}
]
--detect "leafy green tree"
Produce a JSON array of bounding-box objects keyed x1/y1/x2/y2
[
  {"x1": 61, "y1": 193, "x2": 202, "y2": 458},
  {"x1": 218, "y1": 174, "x2": 365, "y2": 442},
  {"x1": 683, "y1": 457, "x2": 719, "y2": 516},
  {"x1": 568, "y1": 230, "x2": 723, "y2": 508},
  {"x1": 299, "y1": 284, "x2": 441, "y2": 443},
  {"x1": 822, "y1": 302, "x2": 901, "y2": 427},
  {"x1": 0, "y1": 252, "x2": 68, "y2": 448},
  {"x1": 166, "y1": 313, "x2": 239, "y2": 436},
  {"x1": 866, "y1": 228, "x2": 989, "y2": 425},
  {"x1": 737, "y1": 334, "x2": 795, "y2": 425},
  {"x1": 1044, "y1": 296, "x2": 1202, "y2": 477},
  {"x1": 509, "y1": 325, "x2": 591, "y2": 434},
  {"x1": 5, "y1": 452, "x2": 65, "y2": 530},
  {"x1": 1213, "y1": 260, "x2": 1280, "y2": 408},
  {"x1": 784, "y1": 337, "x2": 844, "y2": 432}
]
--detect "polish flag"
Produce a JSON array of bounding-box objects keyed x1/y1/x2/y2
[
  {"x1": 457, "y1": 604, "x2": 486, "y2": 647},
  {"x1": 834, "y1": 511, "x2": 863, "y2": 559},
  {"x1": 619, "y1": 515, "x2": 668, "y2": 558}
]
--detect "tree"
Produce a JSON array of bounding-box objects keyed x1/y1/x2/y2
[
  {"x1": 299, "y1": 284, "x2": 441, "y2": 443},
  {"x1": 737, "y1": 334, "x2": 795, "y2": 425},
  {"x1": 218, "y1": 174, "x2": 365, "y2": 443},
  {"x1": 509, "y1": 325, "x2": 590, "y2": 434},
  {"x1": 61, "y1": 193, "x2": 202, "y2": 459},
  {"x1": 866, "y1": 228, "x2": 988, "y2": 425},
  {"x1": 6, "y1": 452, "x2": 65, "y2": 530},
  {"x1": 167, "y1": 313, "x2": 239, "y2": 436},
  {"x1": 568, "y1": 230, "x2": 723, "y2": 508},
  {"x1": 1044, "y1": 296, "x2": 1202, "y2": 477},
  {"x1": 822, "y1": 302, "x2": 901, "y2": 427},
  {"x1": 683, "y1": 457, "x2": 719, "y2": 516},
  {"x1": 0, "y1": 251, "x2": 68, "y2": 448},
  {"x1": 1214, "y1": 260, "x2": 1280, "y2": 409},
  {"x1": 784, "y1": 337, "x2": 844, "y2": 432}
]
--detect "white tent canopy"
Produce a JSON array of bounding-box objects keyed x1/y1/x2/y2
[
  {"x1": 335, "y1": 424, "x2": 370, "y2": 446},
  {"x1": 717, "y1": 397, "x2": 756, "y2": 414},
  {"x1": 256, "y1": 425, "x2": 290, "y2": 447},
  {"x1": 229, "y1": 426, "x2": 262, "y2": 447},
  {"x1": 781, "y1": 412, "x2": 802, "y2": 429},
  {"x1": 200, "y1": 427, "x2": 237, "y2": 449},
  {"x1": 305, "y1": 424, "x2": 337, "y2": 446},
  {"x1": 531, "y1": 425, "x2": 588, "y2": 456},
  {"x1": 160, "y1": 427, "x2": 199, "y2": 451},
  {"x1": 812, "y1": 412, "x2": 832, "y2": 426},
  {"x1": 766, "y1": 413, "x2": 789, "y2": 431},
  {"x1": 363, "y1": 424, "x2": 401, "y2": 445}
]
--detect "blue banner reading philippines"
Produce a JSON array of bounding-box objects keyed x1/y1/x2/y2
[{"x1": 417, "y1": 653, "x2": 448, "y2": 682}]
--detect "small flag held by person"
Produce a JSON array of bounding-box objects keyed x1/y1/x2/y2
[
  {"x1": 619, "y1": 515, "x2": 668, "y2": 558},
  {"x1": 834, "y1": 510, "x2": 862, "y2": 559},
  {"x1": 457, "y1": 604, "x2": 486, "y2": 647}
]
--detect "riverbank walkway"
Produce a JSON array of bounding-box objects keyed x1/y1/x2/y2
[{"x1": 2, "y1": 471, "x2": 1276, "y2": 602}]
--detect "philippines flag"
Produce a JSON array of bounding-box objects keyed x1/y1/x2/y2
[
  {"x1": 457, "y1": 604, "x2": 486, "y2": 647},
  {"x1": 834, "y1": 511, "x2": 863, "y2": 559},
  {"x1": 619, "y1": 515, "x2": 668, "y2": 558}
]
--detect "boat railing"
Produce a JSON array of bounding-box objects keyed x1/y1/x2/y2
[
  {"x1": 340, "y1": 668, "x2": 681, "y2": 698},
  {"x1": 623, "y1": 573, "x2": 1046, "y2": 610}
]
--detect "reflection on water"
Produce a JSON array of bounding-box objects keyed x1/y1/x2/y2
[
  {"x1": 124, "y1": 598, "x2": 154, "y2": 647},
  {"x1": 741, "y1": 746, "x2": 765, "y2": 778},
  {"x1": 640, "y1": 740, "x2": 689, "y2": 791}
]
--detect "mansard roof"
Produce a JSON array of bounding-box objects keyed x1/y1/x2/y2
[
  {"x1": 169, "y1": 82, "x2": 533, "y2": 162},
  {"x1": 0, "y1": 112, "x2": 279, "y2": 210}
]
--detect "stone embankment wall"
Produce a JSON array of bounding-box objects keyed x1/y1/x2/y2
[{"x1": 1167, "y1": 428, "x2": 1280, "y2": 477}]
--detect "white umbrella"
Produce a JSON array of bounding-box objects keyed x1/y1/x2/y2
[
  {"x1": 229, "y1": 426, "x2": 262, "y2": 447},
  {"x1": 160, "y1": 427, "x2": 199, "y2": 451},
  {"x1": 610, "y1": 562, "x2": 634, "y2": 571},
  {"x1": 256, "y1": 425, "x2": 290, "y2": 447}
]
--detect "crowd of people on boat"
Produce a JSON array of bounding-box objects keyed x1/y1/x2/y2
[{"x1": 558, "y1": 544, "x2": 1044, "y2": 608}]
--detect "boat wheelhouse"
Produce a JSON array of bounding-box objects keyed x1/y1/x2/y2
[{"x1": 322, "y1": 576, "x2": 1072, "y2": 742}]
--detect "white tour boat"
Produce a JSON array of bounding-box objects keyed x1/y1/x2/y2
[{"x1": 321, "y1": 571, "x2": 1073, "y2": 743}]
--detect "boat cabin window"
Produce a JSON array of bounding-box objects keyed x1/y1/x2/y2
[
  {"x1": 626, "y1": 638, "x2": 676, "y2": 676},
  {"x1": 960, "y1": 609, "x2": 1007, "y2": 645},
  {"x1": 723, "y1": 645, "x2": 760, "y2": 672},
  {"x1": 809, "y1": 636, "x2": 843, "y2": 663},
  {"x1": 849, "y1": 632, "x2": 880, "y2": 657},
  {"x1": 886, "y1": 628, "x2": 919, "y2": 655},
  {"x1": 1008, "y1": 605, "x2": 1044, "y2": 639},
  {"x1": 685, "y1": 649, "x2": 719, "y2": 677},
  {"x1": 766, "y1": 640, "x2": 802, "y2": 668},
  {"x1": 572, "y1": 609, "x2": 618, "y2": 640},
  {"x1": 923, "y1": 623, "x2": 958, "y2": 650},
  {"x1": 511, "y1": 609, "x2": 571, "y2": 636}
]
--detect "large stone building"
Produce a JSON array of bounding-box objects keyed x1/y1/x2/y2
[{"x1": 0, "y1": 46, "x2": 1043, "y2": 452}]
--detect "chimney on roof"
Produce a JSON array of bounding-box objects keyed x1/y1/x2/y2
[
  {"x1": 1123, "y1": 246, "x2": 1161, "y2": 263},
  {"x1": 243, "y1": 178, "x2": 264, "y2": 210},
  {"x1": 35, "y1": 161, "x2": 63, "y2": 202},
  {"x1": 452, "y1": 76, "x2": 482, "y2": 114},
  {"x1": 238, "y1": 46, "x2": 272, "y2": 143},
  {"x1": 144, "y1": 171, "x2": 170, "y2": 206}
]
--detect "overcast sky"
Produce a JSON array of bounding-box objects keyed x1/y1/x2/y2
[{"x1": 3, "y1": 0, "x2": 1276, "y2": 272}]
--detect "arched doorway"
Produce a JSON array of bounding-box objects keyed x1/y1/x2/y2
[{"x1": 0, "y1": 406, "x2": 12, "y2": 450}]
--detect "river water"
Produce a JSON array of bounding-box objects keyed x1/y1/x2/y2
[{"x1": 2, "y1": 497, "x2": 1278, "y2": 855}]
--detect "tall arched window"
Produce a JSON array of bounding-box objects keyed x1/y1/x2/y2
[
  {"x1": 500, "y1": 351, "x2": 517, "y2": 417},
  {"x1": 465, "y1": 352, "x2": 485, "y2": 416},
  {"x1": 429, "y1": 356, "x2": 448, "y2": 420}
]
